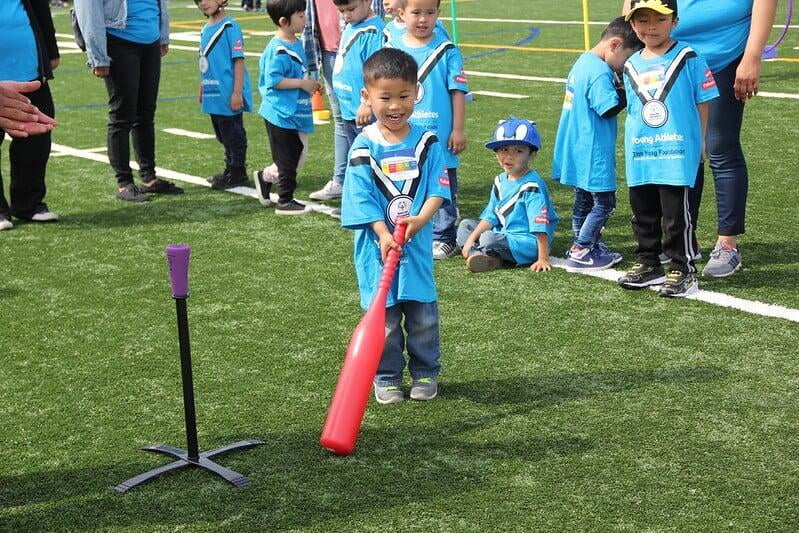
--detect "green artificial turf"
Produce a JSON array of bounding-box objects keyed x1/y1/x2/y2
[{"x1": 1, "y1": 2, "x2": 797, "y2": 530}]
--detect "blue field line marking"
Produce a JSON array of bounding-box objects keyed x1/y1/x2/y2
[
  {"x1": 464, "y1": 26, "x2": 540, "y2": 62},
  {"x1": 59, "y1": 95, "x2": 196, "y2": 110}
]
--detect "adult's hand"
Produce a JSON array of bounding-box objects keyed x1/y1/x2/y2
[
  {"x1": 92, "y1": 66, "x2": 110, "y2": 78},
  {"x1": 160, "y1": 44, "x2": 169, "y2": 57},
  {"x1": 734, "y1": 55, "x2": 761, "y2": 100},
  {"x1": 0, "y1": 81, "x2": 57, "y2": 137}
]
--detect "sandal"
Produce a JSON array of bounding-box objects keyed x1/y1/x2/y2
[{"x1": 141, "y1": 178, "x2": 184, "y2": 194}]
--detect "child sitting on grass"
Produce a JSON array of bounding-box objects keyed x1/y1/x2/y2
[{"x1": 457, "y1": 117, "x2": 559, "y2": 273}]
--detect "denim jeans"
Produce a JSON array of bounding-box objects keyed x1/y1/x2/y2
[
  {"x1": 104, "y1": 34, "x2": 161, "y2": 185},
  {"x1": 341, "y1": 119, "x2": 362, "y2": 150},
  {"x1": 456, "y1": 219, "x2": 516, "y2": 263},
  {"x1": 688, "y1": 55, "x2": 748, "y2": 236},
  {"x1": 320, "y1": 50, "x2": 348, "y2": 185},
  {"x1": 432, "y1": 168, "x2": 458, "y2": 244},
  {"x1": 572, "y1": 188, "x2": 616, "y2": 248},
  {"x1": 375, "y1": 301, "x2": 441, "y2": 386}
]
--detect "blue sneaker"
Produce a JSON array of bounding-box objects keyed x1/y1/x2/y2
[{"x1": 565, "y1": 245, "x2": 621, "y2": 272}]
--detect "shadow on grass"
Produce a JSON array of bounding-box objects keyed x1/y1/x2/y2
[
  {"x1": 0, "y1": 287, "x2": 20, "y2": 299},
  {"x1": 0, "y1": 365, "x2": 724, "y2": 530},
  {"x1": 56, "y1": 191, "x2": 260, "y2": 231}
]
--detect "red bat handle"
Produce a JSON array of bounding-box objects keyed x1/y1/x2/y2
[{"x1": 320, "y1": 222, "x2": 407, "y2": 455}]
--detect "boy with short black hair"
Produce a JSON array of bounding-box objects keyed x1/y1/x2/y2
[
  {"x1": 341, "y1": 47, "x2": 451, "y2": 404},
  {"x1": 308, "y1": 0, "x2": 384, "y2": 201},
  {"x1": 618, "y1": 0, "x2": 719, "y2": 297},
  {"x1": 553, "y1": 17, "x2": 642, "y2": 272},
  {"x1": 381, "y1": 0, "x2": 449, "y2": 44},
  {"x1": 457, "y1": 117, "x2": 559, "y2": 273},
  {"x1": 388, "y1": 0, "x2": 467, "y2": 260},
  {"x1": 195, "y1": 0, "x2": 254, "y2": 190},
  {"x1": 256, "y1": 0, "x2": 323, "y2": 214}
]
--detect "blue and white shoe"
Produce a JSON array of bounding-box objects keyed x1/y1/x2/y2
[{"x1": 565, "y1": 244, "x2": 621, "y2": 272}]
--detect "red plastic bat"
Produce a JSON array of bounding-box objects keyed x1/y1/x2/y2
[{"x1": 320, "y1": 222, "x2": 407, "y2": 455}]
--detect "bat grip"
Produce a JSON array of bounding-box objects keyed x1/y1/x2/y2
[{"x1": 377, "y1": 223, "x2": 407, "y2": 293}]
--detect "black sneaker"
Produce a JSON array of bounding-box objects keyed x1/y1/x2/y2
[
  {"x1": 141, "y1": 178, "x2": 183, "y2": 194},
  {"x1": 116, "y1": 183, "x2": 150, "y2": 202},
  {"x1": 275, "y1": 199, "x2": 309, "y2": 215},
  {"x1": 253, "y1": 170, "x2": 273, "y2": 207},
  {"x1": 210, "y1": 170, "x2": 248, "y2": 190},
  {"x1": 658, "y1": 270, "x2": 699, "y2": 298},
  {"x1": 207, "y1": 169, "x2": 228, "y2": 183},
  {"x1": 618, "y1": 262, "x2": 666, "y2": 290}
]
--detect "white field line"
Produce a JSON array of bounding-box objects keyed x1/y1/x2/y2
[
  {"x1": 470, "y1": 90, "x2": 528, "y2": 99},
  {"x1": 51, "y1": 140, "x2": 799, "y2": 323},
  {"x1": 51, "y1": 145, "x2": 106, "y2": 157},
  {"x1": 50, "y1": 143, "x2": 340, "y2": 218},
  {"x1": 437, "y1": 17, "x2": 799, "y2": 30},
  {"x1": 163, "y1": 128, "x2": 216, "y2": 140},
  {"x1": 548, "y1": 258, "x2": 799, "y2": 324}
]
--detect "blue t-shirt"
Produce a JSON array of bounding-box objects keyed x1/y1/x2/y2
[
  {"x1": 382, "y1": 18, "x2": 450, "y2": 44},
  {"x1": 341, "y1": 123, "x2": 452, "y2": 309},
  {"x1": 479, "y1": 170, "x2": 559, "y2": 265},
  {"x1": 332, "y1": 16, "x2": 384, "y2": 121},
  {"x1": 623, "y1": 42, "x2": 720, "y2": 188},
  {"x1": 552, "y1": 53, "x2": 620, "y2": 193},
  {"x1": 388, "y1": 32, "x2": 468, "y2": 169},
  {"x1": 258, "y1": 37, "x2": 313, "y2": 133},
  {"x1": 0, "y1": 1, "x2": 39, "y2": 82},
  {"x1": 107, "y1": 0, "x2": 160, "y2": 44},
  {"x1": 199, "y1": 17, "x2": 253, "y2": 116},
  {"x1": 671, "y1": 0, "x2": 753, "y2": 72}
]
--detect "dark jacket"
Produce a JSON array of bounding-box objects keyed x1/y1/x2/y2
[{"x1": 20, "y1": 0, "x2": 60, "y2": 81}]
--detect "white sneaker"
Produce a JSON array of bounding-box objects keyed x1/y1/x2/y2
[
  {"x1": 0, "y1": 216, "x2": 13, "y2": 231},
  {"x1": 432, "y1": 241, "x2": 457, "y2": 260},
  {"x1": 30, "y1": 210, "x2": 59, "y2": 222},
  {"x1": 309, "y1": 180, "x2": 343, "y2": 201}
]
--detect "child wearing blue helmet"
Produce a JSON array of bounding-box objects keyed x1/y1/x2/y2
[{"x1": 456, "y1": 117, "x2": 559, "y2": 273}]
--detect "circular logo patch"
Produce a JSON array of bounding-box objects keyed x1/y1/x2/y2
[
  {"x1": 415, "y1": 82, "x2": 425, "y2": 104},
  {"x1": 199, "y1": 55, "x2": 209, "y2": 74},
  {"x1": 386, "y1": 195, "x2": 413, "y2": 225},
  {"x1": 642, "y1": 99, "x2": 668, "y2": 128}
]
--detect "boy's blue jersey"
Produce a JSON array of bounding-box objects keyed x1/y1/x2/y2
[
  {"x1": 341, "y1": 123, "x2": 452, "y2": 309},
  {"x1": 388, "y1": 32, "x2": 468, "y2": 169},
  {"x1": 258, "y1": 37, "x2": 313, "y2": 132},
  {"x1": 382, "y1": 18, "x2": 450, "y2": 44},
  {"x1": 199, "y1": 16, "x2": 253, "y2": 116},
  {"x1": 479, "y1": 170, "x2": 559, "y2": 265},
  {"x1": 332, "y1": 16, "x2": 384, "y2": 121},
  {"x1": 0, "y1": 1, "x2": 38, "y2": 82},
  {"x1": 107, "y1": 0, "x2": 160, "y2": 44},
  {"x1": 552, "y1": 52, "x2": 620, "y2": 193},
  {"x1": 672, "y1": 0, "x2": 753, "y2": 72},
  {"x1": 623, "y1": 42, "x2": 719, "y2": 188}
]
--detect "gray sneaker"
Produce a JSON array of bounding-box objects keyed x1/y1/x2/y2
[
  {"x1": 703, "y1": 242, "x2": 741, "y2": 277},
  {"x1": 374, "y1": 384, "x2": 403, "y2": 405},
  {"x1": 409, "y1": 377, "x2": 438, "y2": 401}
]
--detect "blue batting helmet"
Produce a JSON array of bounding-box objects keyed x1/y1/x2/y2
[{"x1": 485, "y1": 116, "x2": 541, "y2": 151}]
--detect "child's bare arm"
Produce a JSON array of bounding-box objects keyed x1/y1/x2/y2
[
  {"x1": 230, "y1": 57, "x2": 245, "y2": 111},
  {"x1": 276, "y1": 78, "x2": 323, "y2": 95},
  {"x1": 401, "y1": 197, "x2": 445, "y2": 241},
  {"x1": 448, "y1": 90, "x2": 466, "y2": 155},
  {"x1": 371, "y1": 220, "x2": 402, "y2": 262},
  {"x1": 529, "y1": 233, "x2": 551, "y2": 272},
  {"x1": 461, "y1": 219, "x2": 492, "y2": 259}
]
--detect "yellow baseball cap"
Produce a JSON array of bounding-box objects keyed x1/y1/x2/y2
[{"x1": 625, "y1": 0, "x2": 678, "y2": 21}]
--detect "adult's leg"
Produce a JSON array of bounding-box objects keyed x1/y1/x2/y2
[
  {"x1": 105, "y1": 35, "x2": 142, "y2": 186},
  {"x1": 320, "y1": 50, "x2": 347, "y2": 185},
  {"x1": 132, "y1": 41, "x2": 162, "y2": 182},
  {"x1": 628, "y1": 184, "x2": 663, "y2": 266},
  {"x1": 0, "y1": 132, "x2": 9, "y2": 220},
  {"x1": 9, "y1": 81, "x2": 55, "y2": 218},
  {"x1": 706, "y1": 56, "x2": 748, "y2": 239}
]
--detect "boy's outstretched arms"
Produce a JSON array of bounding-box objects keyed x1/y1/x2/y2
[
  {"x1": 529, "y1": 233, "x2": 551, "y2": 272},
  {"x1": 402, "y1": 197, "x2": 445, "y2": 243},
  {"x1": 372, "y1": 221, "x2": 403, "y2": 262}
]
